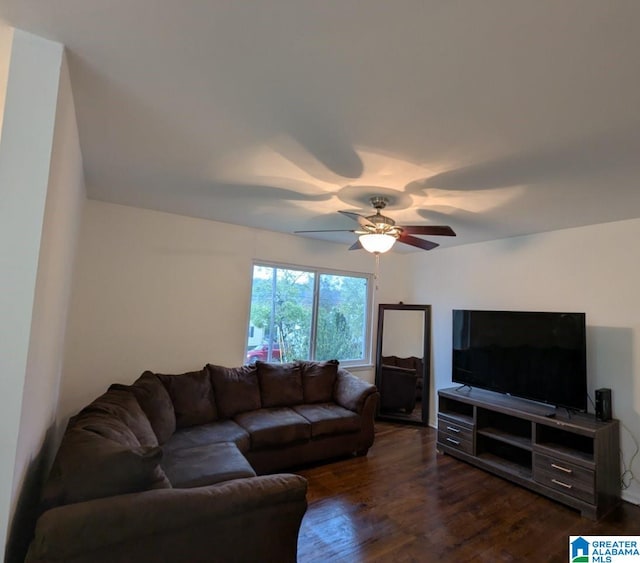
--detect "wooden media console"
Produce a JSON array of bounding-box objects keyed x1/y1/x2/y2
[{"x1": 437, "y1": 386, "x2": 620, "y2": 519}]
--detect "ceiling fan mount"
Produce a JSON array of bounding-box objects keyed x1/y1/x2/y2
[
  {"x1": 295, "y1": 195, "x2": 456, "y2": 252},
  {"x1": 361, "y1": 197, "x2": 399, "y2": 235},
  {"x1": 369, "y1": 195, "x2": 390, "y2": 211}
]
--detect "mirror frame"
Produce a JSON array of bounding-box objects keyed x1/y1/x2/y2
[{"x1": 375, "y1": 303, "x2": 432, "y2": 426}]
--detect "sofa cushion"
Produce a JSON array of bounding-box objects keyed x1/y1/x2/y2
[
  {"x1": 256, "y1": 361, "x2": 304, "y2": 408},
  {"x1": 161, "y1": 442, "x2": 256, "y2": 488},
  {"x1": 156, "y1": 369, "x2": 217, "y2": 429},
  {"x1": 162, "y1": 420, "x2": 251, "y2": 456},
  {"x1": 208, "y1": 364, "x2": 261, "y2": 419},
  {"x1": 41, "y1": 427, "x2": 170, "y2": 510},
  {"x1": 293, "y1": 403, "x2": 361, "y2": 438},
  {"x1": 234, "y1": 408, "x2": 311, "y2": 449},
  {"x1": 131, "y1": 372, "x2": 176, "y2": 443},
  {"x1": 75, "y1": 386, "x2": 158, "y2": 447},
  {"x1": 299, "y1": 360, "x2": 339, "y2": 403},
  {"x1": 73, "y1": 411, "x2": 140, "y2": 449}
]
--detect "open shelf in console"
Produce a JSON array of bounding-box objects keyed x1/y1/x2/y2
[
  {"x1": 535, "y1": 425, "x2": 594, "y2": 465},
  {"x1": 438, "y1": 394, "x2": 474, "y2": 425},
  {"x1": 476, "y1": 408, "x2": 533, "y2": 450},
  {"x1": 476, "y1": 435, "x2": 532, "y2": 478}
]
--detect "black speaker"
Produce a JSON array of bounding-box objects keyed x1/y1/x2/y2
[{"x1": 595, "y1": 388, "x2": 612, "y2": 421}]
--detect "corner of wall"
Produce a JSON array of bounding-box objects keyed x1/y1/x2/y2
[
  {"x1": 0, "y1": 22, "x2": 15, "y2": 139},
  {"x1": 1, "y1": 28, "x2": 84, "y2": 562}
]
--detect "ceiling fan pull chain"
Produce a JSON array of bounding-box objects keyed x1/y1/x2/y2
[{"x1": 374, "y1": 253, "x2": 380, "y2": 291}]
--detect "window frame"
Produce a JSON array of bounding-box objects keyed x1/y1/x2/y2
[{"x1": 245, "y1": 260, "x2": 374, "y2": 368}]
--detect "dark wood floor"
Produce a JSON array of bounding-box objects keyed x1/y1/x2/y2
[{"x1": 297, "y1": 422, "x2": 640, "y2": 562}]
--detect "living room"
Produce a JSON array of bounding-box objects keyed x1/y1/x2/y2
[{"x1": 2, "y1": 2, "x2": 640, "y2": 561}]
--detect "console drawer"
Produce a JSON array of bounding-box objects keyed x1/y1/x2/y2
[
  {"x1": 438, "y1": 416, "x2": 474, "y2": 455},
  {"x1": 533, "y1": 453, "x2": 595, "y2": 503}
]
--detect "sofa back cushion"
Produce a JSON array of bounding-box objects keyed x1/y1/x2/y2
[
  {"x1": 299, "y1": 360, "x2": 339, "y2": 403},
  {"x1": 75, "y1": 386, "x2": 158, "y2": 447},
  {"x1": 256, "y1": 361, "x2": 304, "y2": 407},
  {"x1": 207, "y1": 364, "x2": 261, "y2": 419},
  {"x1": 41, "y1": 426, "x2": 170, "y2": 510},
  {"x1": 131, "y1": 372, "x2": 177, "y2": 443},
  {"x1": 156, "y1": 369, "x2": 217, "y2": 429}
]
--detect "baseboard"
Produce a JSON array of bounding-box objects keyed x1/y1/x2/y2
[{"x1": 621, "y1": 489, "x2": 640, "y2": 506}]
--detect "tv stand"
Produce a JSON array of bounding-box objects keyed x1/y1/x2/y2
[{"x1": 437, "y1": 387, "x2": 620, "y2": 519}]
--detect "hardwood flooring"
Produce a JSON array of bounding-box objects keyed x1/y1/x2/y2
[{"x1": 296, "y1": 422, "x2": 640, "y2": 562}]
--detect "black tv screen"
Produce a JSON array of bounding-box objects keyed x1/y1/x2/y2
[{"x1": 452, "y1": 310, "x2": 587, "y2": 411}]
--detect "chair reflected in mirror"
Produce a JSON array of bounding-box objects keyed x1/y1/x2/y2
[{"x1": 379, "y1": 364, "x2": 418, "y2": 414}]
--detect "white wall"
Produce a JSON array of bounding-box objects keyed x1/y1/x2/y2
[
  {"x1": 8, "y1": 52, "x2": 85, "y2": 560},
  {"x1": 0, "y1": 29, "x2": 63, "y2": 555},
  {"x1": 60, "y1": 201, "x2": 407, "y2": 421},
  {"x1": 408, "y1": 218, "x2": 640, "y2": 504},
  {"x1": 0, "y1": 30, "x2": 84, "y2": 560}
]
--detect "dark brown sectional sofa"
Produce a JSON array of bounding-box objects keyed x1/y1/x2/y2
[{"x1": 26, "y1": 360, "x2": 379, "y2": 563}]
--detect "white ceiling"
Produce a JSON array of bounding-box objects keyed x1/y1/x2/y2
[{"x1": 2, "y1": 1, "x2": 640, "y2": 251}]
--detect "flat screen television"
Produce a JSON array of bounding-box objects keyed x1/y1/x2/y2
[{"x1": 452, "y1": 310, "x2": 587, "y2": 412}]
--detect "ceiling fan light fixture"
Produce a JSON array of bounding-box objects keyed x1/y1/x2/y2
[
  {"x1": 359, "y1": 233, "x2": 396, "y2": 254},
  {"x1": 297, "y1": 195, "x2": 455, "y2": 253}
]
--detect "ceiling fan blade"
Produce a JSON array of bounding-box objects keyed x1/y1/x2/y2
[
  {"x1": 338, "y1": 210, "x2": 376, "y2": 229},
  {"x1": 348, "y1": 239, "x2": 363, "y2": 251},
  {"x1": 294, "y1": 229, "x2": 357, "y2": 233},
  {"x1": 398, "y1": 233, "x2": 439, "y2": 251},
  {"x1": 400, "y1": 225, "x2": 456, "y2": 236}
]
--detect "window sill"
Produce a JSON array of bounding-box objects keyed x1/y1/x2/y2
[{"x1": 342, "y1": 364, "x2": 374, "y2": 372}]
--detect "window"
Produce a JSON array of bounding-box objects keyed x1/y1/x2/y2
[{"x1": 245, "y1": 263, "x2": 371, "y2": 366}]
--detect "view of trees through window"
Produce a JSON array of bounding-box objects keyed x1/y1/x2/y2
[{"x1": 246, "y1": 264, "x2": 370, "y2": 365}]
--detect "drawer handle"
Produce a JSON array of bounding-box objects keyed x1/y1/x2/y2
[
  {"x1": 446, "y1": 426, "x2": 461, "y2": 433},
  {"x1": 551, "y1": 478, "x2": 573, "y2": 490},
  {"x1": 551, "y1": 463, "x2": 573, "y2": 474},
  {"x1": 446, "y1": 437, "x2": 461, "y2": 446}
]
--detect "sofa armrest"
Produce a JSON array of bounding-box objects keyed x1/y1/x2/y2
[
  {"x1": 26, "y1": 474, "x2": 307, "y2": 563},
  {"x1": 334, "y1": 369, "x2": 378, "y2": 414}
]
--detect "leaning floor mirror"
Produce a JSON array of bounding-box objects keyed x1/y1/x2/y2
[{"x1": 375, "y1": 303, "x2": 431, "y2": 425}]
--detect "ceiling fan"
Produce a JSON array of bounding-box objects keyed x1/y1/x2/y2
[{"x1": 295, "y1": 196, "x2": 456, "y2": 253}]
